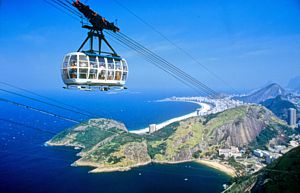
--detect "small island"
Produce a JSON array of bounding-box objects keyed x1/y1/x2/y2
[{"x1": 46, "y1": 103, "x2": 296, "y2": 177}]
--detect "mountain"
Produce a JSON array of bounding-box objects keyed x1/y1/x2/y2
[
  {"x1": 225, "y1": 146, "x2": 300, "y2": 193},
  {"x1": 47, "y1": 105, "x2": 291, "y2": 173},
  {"x1": 235, "y1": 83, "x2": 286, "y2": 104},
  {"x1": 287, "y1": 76, "x2": 300, "y2": 91},
  {"x1": 261, "y1": 95, "x2": 298, "y2": 123}
]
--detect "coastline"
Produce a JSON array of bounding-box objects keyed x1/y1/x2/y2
[
  {"x1": 73, "y1": 158, "x2": 236, "y2": 177},
  {"x1": 46, "y1": 97, "x2": 237, "y2": 177},
  {"x1": 47, "y1": 140, "x2": 237, "y2": 177},
  {"x1": 196, "y1": 159, "x2": 236, "y2": 177},
  {"x1": 72, "y1": 157, "x2": 236, "y2": 177},
  {"x1": 130, "y1": 100, "x2": 211, "y2": 134},
  {"x1": 73, "y1": 159, "x2": 152, "y2": 173}
]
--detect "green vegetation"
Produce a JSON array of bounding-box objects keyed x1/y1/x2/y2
[
  {"x1": 205, "y1": 106, "x2": 248, "y2": 136},
  {"x1": 145, "y1": 123, "x2": 178, "y2": 141},
  {"x1": 88, "y1": 132, "x2": 144, "y2": 161},
  {"x1": 74, "y1": 127, "x2": 116, "y2": 151},
  {"x1": 47, "y1": 105, "x2": 292, "y2": 172},
  {"x1": 227, "y1": 157, "x2": 245, "y2": 174},
  {"x1": 147, "y1": 141, "x2": 167, "y2": 159},
  {"x1": 249, "y1": 126, "x2": 278, "y2": 150},
  {"x1": 250, "y1": 123, "x2": 296, "y2": 150},
  {"x1": 226, "y1": 175, "x2": 258, "y2": 193},
  {"x1": 50, "y1": 127, "x2": 73, "y2": 143},
  {"x1": 261, "y1": 96, "x2": 298, "y2": 122}
]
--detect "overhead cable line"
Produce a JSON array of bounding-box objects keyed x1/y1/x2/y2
[
  {"x1": 112, "y1": 0, "x2": 238, "y2": 93},
  {"x1": 117, "y1": 32, "x2": 219, "y2": 96},
  {"x1": 106, "y1": 32, "x2": 209, "y2": 96},
  {"x1": 0, "y1": 97, "x2": 124, "y2": 136},
  {"x1": 0, "y1": 87, "x2": 94, "y2": 118},
  {"x1": 44, "y1": 0, "x2": 80, "y2": 21},
  {"x1": 0, "y1": 118, "x2": 61, "y2": 136},
  {"x1": 0, "y1": 118, "x2": 81, "y2": 150},
  {"x1": 0, "y1": 82, "x2": 98, "y2": 118},
  {"x1": 45, "y1": 0, "x2": 219, "y2": 98},
  {"x1": 106, "y1": 31, "x2": 219, "y2": 97},
  {"x1": 52, "y1": 0, "x2": 83, "y2": 18},
  {"x1": 0, "y1": 98, "x2": 81, "y2": 124}
]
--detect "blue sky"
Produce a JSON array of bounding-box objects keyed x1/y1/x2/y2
[{"x1": 0, "y1": 0, "x2": 300, "y2": 93}]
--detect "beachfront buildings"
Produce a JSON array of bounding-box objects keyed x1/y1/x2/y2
[
  {"x1": 218, "y1": 146, "x2": 242, "y2": 159},
  {"x1": 165, "y1": 96, "x2": 244, "y2": 116},
  {"x1": 149, "y1": 124, "x2": 157, "y2": 133},
  {"x1": 253, "y1": 149, "x2": 282, "y2": 164}
]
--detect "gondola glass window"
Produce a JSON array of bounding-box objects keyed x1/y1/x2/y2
[
  {"x1": 69, "y1": 55, "x2": 78, "y2": 79},
  {"x1": 79, "y1": 55, "x2": 88, "y2": 79},
  {"x1": 115, "y1": 60, "x2": 122, "y2": 80},
  {"x1": 107, "y1": 58, "x2": 114, "y2": 80},
  {"x1": 89, "y1": 56, "x2": 98, "y2": 79},
  {"x1": 121, "y1": 60, "x2": 128, "y2": 81},
  {"x1": 98, "y1": 57, "x2": 106, "y2": 80},
  {"x1": 62, "y1": 55, "x2": 70, "y2": 79}
]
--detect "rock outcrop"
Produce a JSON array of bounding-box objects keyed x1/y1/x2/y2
[{"x1": 209, "y1": 106, "x2": 274, "y2": 147}]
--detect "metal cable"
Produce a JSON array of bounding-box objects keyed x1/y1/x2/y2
[
  {"x1": 107, "y1": 31, "x2": 218, "y2": 97},
  {"x1": 0, "y1": 82, "x2": 99, "y2": 118},
  {"x1": 112, "y1": 0, "x2": 238, "y2": 93}
]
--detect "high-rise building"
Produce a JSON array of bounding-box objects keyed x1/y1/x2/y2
[
  {"x1": 196, "y1": 108, "x2": 202, "y2": 116},
  {"x1": 288, "y1": 108, "x2": 297, "y2": 128},
  {"x1": 149, "y1": 124, "x2": 157, "y2": 133}
]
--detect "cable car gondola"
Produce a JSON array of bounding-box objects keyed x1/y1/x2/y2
[
  {"x1": 61, "y1": 52, "x2": 128, "y2": 90},
  {"x1": 61, "y1": 0, "x2": 128, "y2": 91}
]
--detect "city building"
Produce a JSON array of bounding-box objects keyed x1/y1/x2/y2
[
  {"x1": 218, "y1": 146, "x2": 242, "y2": 159},
  {"x1": 196, "y1": 108, "x2": 202, "y2": 116},
  {"x1": 149, "y1": 124, "x2": 157, "y2": 133},
  {"x1": 266, "y1": 153, "x2": 281, "y2": 164},
  {"x1": 290, "y1": 140, "x2": 299, "y2": 147},
  {"x1": 288, "y1": 108, "x2": 297, "y2": 128},
  {"x1": 274, "y1": 145, "x2": 286, "y2": 153},
  {"x1": 253, "y1": 149, "x2": 264, "y2": 158},
  {"x1": 265, "y1": 155, "x2": 275, "y2": 164}
]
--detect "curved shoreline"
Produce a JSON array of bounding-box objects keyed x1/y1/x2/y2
[
  {"x1": 196, "y1": 160, "x2": 236, "y2": 177},
  {"x1": 71, "y1": 158, "x2": 236, "y2": 177},
  {"x1": 130, "y1": 101, "x2": 211, "y2": 134}
]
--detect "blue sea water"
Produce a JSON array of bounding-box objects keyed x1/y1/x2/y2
[{"x1": 0, "y1": 89, "x2": 230, "y2": 193}]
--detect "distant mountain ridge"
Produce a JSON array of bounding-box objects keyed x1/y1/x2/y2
[
  {"x1": 287, "y1": 76, "x2": 300, "y2": 91},
  {"x1": 235, "y1": 83, "x2": 286, "y2": 104}
]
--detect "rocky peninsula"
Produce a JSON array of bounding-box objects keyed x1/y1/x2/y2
[{"x1": 46, "y1": 104, "x2": 292, "y2": 175}]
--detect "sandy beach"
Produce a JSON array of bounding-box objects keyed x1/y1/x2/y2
[
  {"x1": 130, "y1": 101, "x2": 211, "y2": 134},
  {"x1": 74, "y1": 158, "x2": 236, "y2": 177},
  {"x1": 196, "y1": 159, "x2": 236, "y2": 177}
]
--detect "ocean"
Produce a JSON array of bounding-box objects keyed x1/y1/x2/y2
[{"x1": 0, "y1": 89, "x2": 230, "y2": 193}]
